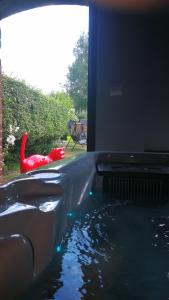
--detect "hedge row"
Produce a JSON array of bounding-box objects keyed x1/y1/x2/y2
[{"x1": 3, "y1": 75, "x2": 74, "y2": 163}]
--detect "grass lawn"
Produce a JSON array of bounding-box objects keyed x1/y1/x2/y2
[{"x1": 0, "y1": 146, "x2": 86, "y2": 185}]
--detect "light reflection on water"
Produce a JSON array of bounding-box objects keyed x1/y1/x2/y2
[{"x1": 45, "y1": 194, "x2": 169, "y2": 299}]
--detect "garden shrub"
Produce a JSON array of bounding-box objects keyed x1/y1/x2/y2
[{"x1": 3, "y1": 74, "x2": 75, "y2": 164}]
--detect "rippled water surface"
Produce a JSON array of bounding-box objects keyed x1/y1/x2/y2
[{"x1": 30, "y1": 193, "x2": 169, "y2": 300}]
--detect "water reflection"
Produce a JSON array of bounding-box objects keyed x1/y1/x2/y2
[{"x1": 43, "y1": 194, "x2": 169, "y2": 300}]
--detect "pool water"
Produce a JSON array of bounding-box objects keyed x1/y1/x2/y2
[{"x1": 31, "y1": 193, "x2": 169, "y2": 299}]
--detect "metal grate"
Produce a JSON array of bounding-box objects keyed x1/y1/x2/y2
[{"x1": 103, "y1": 175, "x2": 168, "y2": 204}]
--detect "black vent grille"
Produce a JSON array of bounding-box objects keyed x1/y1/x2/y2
[{"x1": 103, "y1": 175, "x2": 168, "y2": 204}]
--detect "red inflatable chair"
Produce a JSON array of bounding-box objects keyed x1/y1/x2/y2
[{"x1": 19, "y1": 132, "x2": 64, "y2": 174}]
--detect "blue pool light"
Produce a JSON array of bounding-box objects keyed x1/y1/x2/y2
[
  {"x1": 89, "y1": 191, "x2": 93, "y2": 196},
  {"x1": 55, "y1": 245, "x2": 61, "y2": 253},
  {"x1": 67, "y1": 212, "x2": 73, "y2": 217}
]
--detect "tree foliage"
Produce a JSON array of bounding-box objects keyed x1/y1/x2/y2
[
  {"x1": 66, "y1": 33, "x2": 88, "y2": 112},
  {"x1": 3, "y1": 75, "x2": 74, "y2": 163}
]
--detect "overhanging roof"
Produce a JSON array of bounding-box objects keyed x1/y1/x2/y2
[
  {"x1": 95, "y1": 0, "x2": 168, "y2": 10},
  {"x1": 0, "y1": 0, "x2": 88, "y2": 20},
  {"x1": 0, "y1": 0, "x2": 169, "y2": 19}
]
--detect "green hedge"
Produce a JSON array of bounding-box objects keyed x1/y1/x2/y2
[{"x1": 3, "y1": 75, "x2": 74, "y2": 164}]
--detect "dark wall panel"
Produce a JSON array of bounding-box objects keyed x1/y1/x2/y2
[
  {"x1": 144, "y1": 16, "x2": 169, "y2": 151},
  {"x1": 95, "y1": 9, "x2": 169, "y2": 152},
  {"x1": 95, "y1": 9, "x2": 148, "y2": 151}
]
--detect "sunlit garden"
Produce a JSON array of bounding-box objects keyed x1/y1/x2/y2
[{"x1": 1, "y1": 31, "x2": 88, "y2": 183}]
